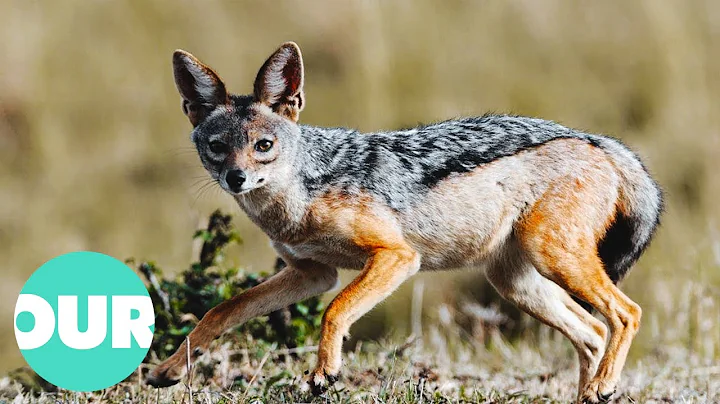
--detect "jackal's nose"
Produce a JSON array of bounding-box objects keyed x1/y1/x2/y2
[{"x1": 225, "y1": 169, "x2": 246, "y2": 193}]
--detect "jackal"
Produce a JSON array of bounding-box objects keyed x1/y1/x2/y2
[{"x1": 147, "y1": 42, "x2": 663, "y2": 403}]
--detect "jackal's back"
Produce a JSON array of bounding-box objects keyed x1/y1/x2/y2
[{"x1": 300, "y1": 114, "x2": 605, "y2": 210}]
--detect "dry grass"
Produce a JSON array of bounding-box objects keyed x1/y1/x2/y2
[
  {"x1": 2, "y1": 312, "x2": 718, "y2": 403},
  {"x1": 1, "y1": 0, "x2": 719, "y2": 395}
]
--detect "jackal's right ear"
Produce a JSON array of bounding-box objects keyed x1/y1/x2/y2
[{"x1": 172, "y1": 50, "x2": 229, "y2": 127}]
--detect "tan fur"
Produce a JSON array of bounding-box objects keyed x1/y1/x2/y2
[
  {"x1": 485, "y1": 243, "x2": 607, "y2": 399},
  {"x1": 516, "y1": 163, "x2": 642, "y2": 402},
  {"x1": 309, "y1": 196, "x2": 421, "y2": 383}
]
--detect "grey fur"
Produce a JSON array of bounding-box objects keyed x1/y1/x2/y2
[{"x1": 300, "y1": 114, "x2": 603, "y2": 209}]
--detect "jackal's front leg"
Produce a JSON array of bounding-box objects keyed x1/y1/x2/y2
[
  {"x1": 147, "y1": 261, "x2": 337, "y2": 388},
  {"x1": 307, "y1": 246, "x2": 420, "y2": 395}
]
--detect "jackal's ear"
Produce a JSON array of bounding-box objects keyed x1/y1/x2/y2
[
  {"x1": 172, "y1": 50, "x2": 229, "y2": 127},
  {"x1": 253, "y1": 42, "x2": 305, "y2": 122}
]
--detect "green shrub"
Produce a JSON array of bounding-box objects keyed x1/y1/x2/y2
[{"x1": 129, "y1": 210, "x2": 324, "y2": 361}]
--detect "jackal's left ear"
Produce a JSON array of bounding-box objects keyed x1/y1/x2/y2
[
  {"x1": 173, "y1": 50, "x2": 229, "y2": 127},
  {"x1": 254, "y1": 42, "x2": 305, "y2": 122}
]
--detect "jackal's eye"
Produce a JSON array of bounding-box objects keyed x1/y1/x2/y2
[
  {"x1": 254, "y1": 139, "x2": 273, "y2": 153},
  {"x1": 208, "y1": 141, "x2": 229, "y2": 154}
]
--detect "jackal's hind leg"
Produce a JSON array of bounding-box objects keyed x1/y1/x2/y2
[
  {"x1": 534, "y1": 254, "x2": 640, "y2": 404},
  {"x1": 485, "y1": 243, "x2": 607, "y2": 401},
  {"x1": 516, "y1": 182, "x2": 642, "y2": 403}
]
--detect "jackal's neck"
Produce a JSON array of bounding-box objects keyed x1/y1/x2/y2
[
  {"x1": 234, "y1": 174, "x2": 313, "y2": 244},
  {"x1": 294, "y1": 124, "x2": 359, "y2": 189}
]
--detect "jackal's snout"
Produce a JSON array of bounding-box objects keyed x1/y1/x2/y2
[{"x1": 225, "y1": 169, "x2": 246, "y2": 193}]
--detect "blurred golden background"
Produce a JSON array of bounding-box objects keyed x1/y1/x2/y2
[{"x1": 1, "y1": 1, "x2": 718, "y2": 374}]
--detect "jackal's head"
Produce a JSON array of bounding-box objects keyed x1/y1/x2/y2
[{"x1": 173, "y1": 42, "x2": 305, "y2": 195}]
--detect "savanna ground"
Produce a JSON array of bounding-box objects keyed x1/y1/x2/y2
[
  {"x1": 1, "y1": 1, "x2": 719, "y2": 403},
  {"x1": 2, "y1": 213, "x2": 718, "y2": 404},
  {"x1": 1, "y1": 327, "x2": 718, "y2": 403}
]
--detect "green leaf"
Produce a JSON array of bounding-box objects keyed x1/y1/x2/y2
[{"x1": 295, "y1": 303, "x2": 309, "y2": 316}]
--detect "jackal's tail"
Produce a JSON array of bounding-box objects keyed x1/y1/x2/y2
[
  {"x1": 592, "y1": 136, "x2": 663, "y2": 284},
  {"x1": 571, "y1": 136, "x2": 663, "y2": 313}
]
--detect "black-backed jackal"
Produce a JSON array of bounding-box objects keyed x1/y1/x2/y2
[{"x1": 147, "y1": 42, "x2": 663, "y2": 403}]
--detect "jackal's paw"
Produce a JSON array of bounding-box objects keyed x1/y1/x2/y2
[
  {"x1": 303, "y1": 368, "x2": 339, "y2": 396},
  {"x1": 579, "y1": 378, "x2": 616, "y2": 403},
  {"x1": 146, "y1": 359, "x2": 186, "y2": 388}
]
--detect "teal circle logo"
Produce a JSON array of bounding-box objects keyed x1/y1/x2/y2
[{"x1": 14, "y1": 252, "x2": 155, "y2": 392}]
